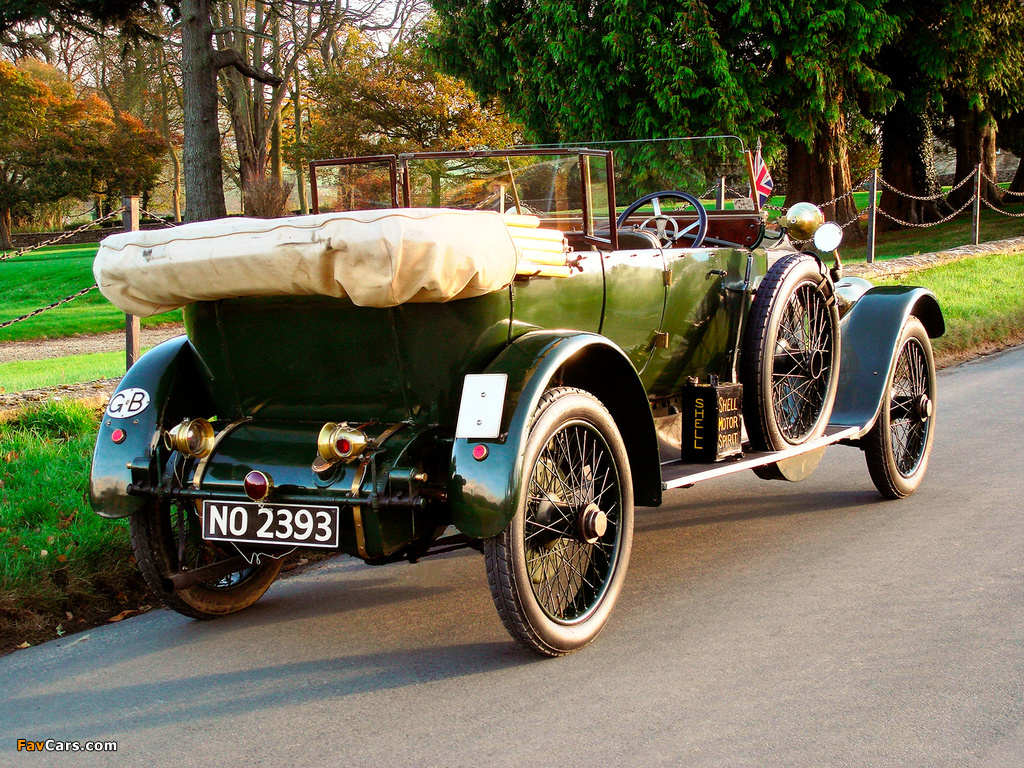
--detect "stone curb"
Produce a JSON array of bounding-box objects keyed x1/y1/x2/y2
[{"x1": 843, "y1": 236, "x2": 1024, "y2": 280}]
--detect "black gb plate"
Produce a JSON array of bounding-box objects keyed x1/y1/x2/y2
[{"x1": 201, "y1": 500, "x2": 340, "y2": 548}]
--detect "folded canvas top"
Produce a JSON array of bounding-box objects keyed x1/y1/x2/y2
[{"x1": 94, "y1": 208, "x2": 563, "y2": 317}]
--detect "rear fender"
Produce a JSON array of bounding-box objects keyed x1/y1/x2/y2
[
  {"x1": 89, "y1": 336, "x2": 214, "y2": 518},
  {"x1": 448, "y1": 331, "x2": 660, "y2": 540},
  {"x1": 830, "y1": 286, "x2": 943, "y2": 437}
]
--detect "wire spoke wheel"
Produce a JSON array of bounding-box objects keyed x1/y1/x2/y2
[
  {"x1": 485, "y1": 388, "x2": 634, "y2": 656},
  {"x1": 130, "y1": 497, "x2": 283, "y2": 619},
  {"x1": 743, "y1": 253, "x2": 840, "y2": 451},
  {"x1": 865, "y1": 317, "x2": 936, "y2": 498}
]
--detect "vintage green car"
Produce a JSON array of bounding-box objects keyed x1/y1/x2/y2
[{"x1": 90, "y1": 144, "x2": 943, "y2": 656}]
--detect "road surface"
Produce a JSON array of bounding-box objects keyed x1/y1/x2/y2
[{"x1": 2, "y1": 346, "x2": 1023, "y2": 767}]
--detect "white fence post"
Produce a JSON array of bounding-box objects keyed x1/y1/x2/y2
[
  {"x1": 866, "y1": 168, "x2": 878, "y2": 264},
  {"x1": 122, "y1": 196, "x2": 140, "y2": 371},
  {"x1": 972, "y1": 163, "x2": 982, "y2": 246},
  {"x1": 716, "y1": 177, "x2": 726, "y2": 210}
]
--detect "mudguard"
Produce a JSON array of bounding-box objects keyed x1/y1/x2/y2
[
  {"x1": 829, "y1": 286, "x2": 944, "y2": 437},
  {"x1": 448, "y1": 331, "x2": 661, "y2": 540},
  {"x1": 89, "y1": 336, "x2": 214, "y2": 519}
]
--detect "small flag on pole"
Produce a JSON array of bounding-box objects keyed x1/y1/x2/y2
[{"x1": 751, "y1": 139, "x2": 774, "y2": 209}]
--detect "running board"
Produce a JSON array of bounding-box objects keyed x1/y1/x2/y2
[{"x1": 661, "y1": 425, "x2": 860, "y2": 490}]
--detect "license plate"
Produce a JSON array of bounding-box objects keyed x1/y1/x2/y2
[{"x1": 201, "y1": 500, "x2": 340, "y2": 548}]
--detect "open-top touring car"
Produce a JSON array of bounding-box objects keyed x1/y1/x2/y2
[{"x1": 90, "y1": 140, "x2": 942, "y2": 656}]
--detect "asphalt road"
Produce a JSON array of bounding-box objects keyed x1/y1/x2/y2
[{"x1": 3, "y1": 346, "x2": 1023, "y2": 767}]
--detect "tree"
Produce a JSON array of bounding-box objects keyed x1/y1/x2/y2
[
  {"x1": 0, "y1": 60, "x2": 165, "y2": 249},
  {"x1": 429, "y1": 0, "x2": 898, "y2": 236},
  {"x1": 304, "y1": 29, "x2": 518, "y2": 159}
]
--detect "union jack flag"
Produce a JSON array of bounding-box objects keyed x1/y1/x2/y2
[{"x1": 751, "y1": 141, "x2": 774, "y2": 209}]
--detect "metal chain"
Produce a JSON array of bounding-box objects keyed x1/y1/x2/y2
[
  {"x1": 139, "y1": 207, "x2": 182, "y2": 228},
  {"x1": 0, "y1": 284, "x2": 98, "y2": 330},
  {"x1": 0, "y1": 207, "x2": 126, "y2": 262},
  {"x1": 876, "y1": 195, "x2": 976, "y2": 228},
  {"x1": 878, "y1": 171, "x2": 975, "y2": 202},
  {"x1": 978, "y1": 166, "x2": 1024, "y2": 197},
  {"x1": 981, "y1": 198, "x2": 1024, "y2": 218}
]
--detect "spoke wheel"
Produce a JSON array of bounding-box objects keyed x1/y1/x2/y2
[
  {"x1": 865, "y1": 317, "x2": 936, "y2": 499},
  {"x1": 130, "y1": 497, "x2": 282, "y2": 619},
  {"x1": 742, "y1": 252, "x2": 841, "y2": 451},
  {"x1": 485, "y1": 388, "x2": 633, "y2": 656}
]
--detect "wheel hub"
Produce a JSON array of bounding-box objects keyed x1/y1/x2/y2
[
  {"x1": 578, "y1": 503, "x2": 608, "y2": 544},
  {"x1": 915, "y1": 394, "x2": 932, "y2": 421}
]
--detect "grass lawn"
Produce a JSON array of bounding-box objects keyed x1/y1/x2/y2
[
  {"x1": 0, "y1": 351, "x2": 127, "y2": 393},
  {"x1": 0, "y1": 401, "x2": 148, "y2": 652},
  {"x1": 0, "y1": 243, "x2": 181, "y2": 343},
  {"x1": 875, "y1": 252, "x2": 1024, "y2": 362}
]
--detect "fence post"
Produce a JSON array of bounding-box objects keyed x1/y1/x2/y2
[
  {"x1": 972, "y1": 163, "x2": 982, "y2": 246},
  {"x1": 716, "y1": 177, "x2": 726, "y2": 210},
  {"x1": 866, "y1": 168, "x2": 878, "y2": 264},
  {"x1": 122, "y1": 195, "x2": 140, "y2": 371}
]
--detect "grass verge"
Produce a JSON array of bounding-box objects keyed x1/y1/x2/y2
[
  {"x1": 875, "y1": 251, "x2": 1024, "y2": 365},
  {"x1": 0, "y1": 401, "x2": 151, "y2": 653},
  {"x1": 0, "y1": 351, "x2": 127, "y2": 392},
  {"x1": 0, "y1": 243, "x2": 181, "y2": 343}
]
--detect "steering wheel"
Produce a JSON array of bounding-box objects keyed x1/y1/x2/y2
[{"x1": 616, "y1": 190, "x2": 709, "y2": 248}]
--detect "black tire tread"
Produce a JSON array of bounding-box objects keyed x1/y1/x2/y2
[
  {"x1": 864, "y1": 318, "x2": 935, "y2": 499},
  {"x1": 741, "y1": 252, "x2": 839, "y2": 451},
  {"x1": 483, "y1": 386, "x2": 628, "y2": 657}
]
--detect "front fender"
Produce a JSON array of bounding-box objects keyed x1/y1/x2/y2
[
  {"x1": 448, "y1": 331, "x2": 660, "y2": 540},
  {"x1": 830, "y1": 286, "x2": 943, "y2": 436},
  {"x1": 89, "y1": 336, "x2": 213, "y2": 518}
]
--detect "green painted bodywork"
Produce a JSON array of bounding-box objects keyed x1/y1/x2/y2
[
  {"x1": 89, "y1": 336, "x2": 213, "y2": 519},
  {"x1": 447, "y1": 331, "x2": 661, "y2": 539},
  {"x1": 88, "y1": 229, "x2": 941, "y2": 561},
  {"x1": 830, "y1": 285, "x2": 944, "y2": 434}
]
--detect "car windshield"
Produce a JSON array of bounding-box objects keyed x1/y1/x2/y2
[{"x1": 308, "y1": 137, "x2": 755, "y2": 234}]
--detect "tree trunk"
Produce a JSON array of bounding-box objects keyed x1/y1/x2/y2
[
  {"x1": 0, "y1": 207, "x2": 13, "y2": 251},
  {"x1": 181, "y1": 0, "x2": 228, "y2": 222},
  {"x1": 1010, "y1": 155, "x2": 1024, "y2": 195},
  {"x1": 293, "y1": 83, "x2": 309, "y2": 215},
  {"x1": 784, "y1": 114, "x2": 864, "y2": 244},
  {"x1": 878, "y1": 103, "x2": 951, "y2": 230},
  {"x1": 947, "y1": 94, "x2": 1003, "y2": 208}
]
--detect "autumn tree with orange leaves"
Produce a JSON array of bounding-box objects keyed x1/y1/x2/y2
[{"x1": 0, "y1": 60, "x2": 165, "y2": 249}]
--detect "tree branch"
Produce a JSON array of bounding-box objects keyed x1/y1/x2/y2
[{"x1": 211, "y1": 48, "x2": 283, "y2": 86}]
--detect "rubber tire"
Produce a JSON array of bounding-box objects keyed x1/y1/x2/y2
[
  {"x1": 130, "y1": 498, "x2": 282, "y2": 619},
  {"x1": 484, "y1": 387, "x2": 634, "y2": 656},
  {"x1": 864, "y1": 317, "x2": 936, "y2": 499},
  {"x1": 742, "y1": 252, "x2": 841, "y2": 451}
]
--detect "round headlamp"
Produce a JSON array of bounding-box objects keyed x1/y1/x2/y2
[
  {"x1": 782, "y1": 202, "x2": 825, "y2": 240},
  {"x1": 163, "y1": 418, "x2": 215, "y2": 458}
]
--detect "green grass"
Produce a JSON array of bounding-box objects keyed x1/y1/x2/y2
[
  {"x1": 0, "y1": 351, "x2": 128, "y2": 393},
  {"x1": 0, "y1": 401, "x2": 145, "y2": 651},
  {"x1": 0, "y1": 242, "x2": 181, "y2": 343},
  {"x1": 875, "y1": 252, "x2": 1024, "y2": 360}
]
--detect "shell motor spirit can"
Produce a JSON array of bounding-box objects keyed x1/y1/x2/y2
[{"x1": 681, "y1": 377, "x2": 743, "y2": 462}]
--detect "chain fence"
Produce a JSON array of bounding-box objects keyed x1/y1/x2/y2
[
  {"x1": 0, "y1": 203, "x2": 132, "y2": 333},
  {"x1": 722, "y1": 162, "x2": 1023, "y2": 262}
]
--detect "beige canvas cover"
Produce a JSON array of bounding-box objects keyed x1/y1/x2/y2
[{"x1": 93, "y1": 208, "x2": 547, "y2": 317}]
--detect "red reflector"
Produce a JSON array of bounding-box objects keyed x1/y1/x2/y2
[
  {"x1": 337, "y1": 438, "x2": 352, "y2": 455},
  {"x1": 244, "y1": 471, "x2": 271, "y2": 501},
  {"x1": 472, "y1": 444, "x2": 489, "y2": 461},
  {"x1": 110, "y1": 428, "x2": 126, "y2": 444}
]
